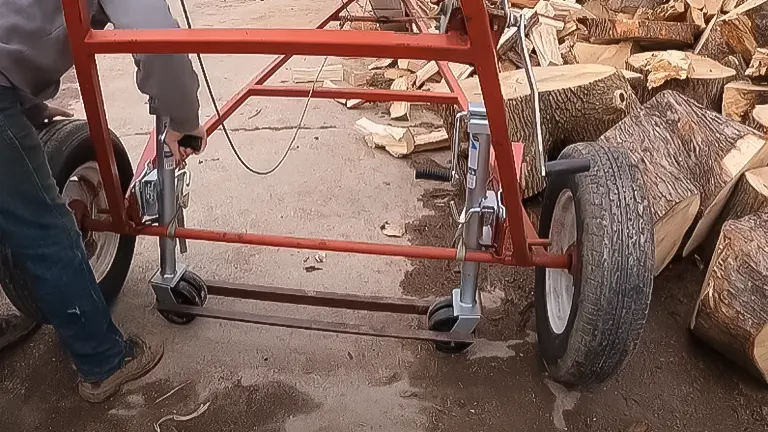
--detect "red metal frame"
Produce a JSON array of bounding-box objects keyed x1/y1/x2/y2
[{"x1": 62, "y1": 0, "x2": 567, "y2": 270}]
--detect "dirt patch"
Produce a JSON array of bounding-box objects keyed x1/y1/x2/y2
[
  {"x1": 0, "y1": 328, "x2": 320, "y2": 431},
  {"x1": 401, "y1": 182, "x2": 768, "y2": 432}
]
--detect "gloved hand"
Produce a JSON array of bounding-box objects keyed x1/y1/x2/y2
[{"x1": 164, "y1": 125, "x2": 207, "y2": 168}]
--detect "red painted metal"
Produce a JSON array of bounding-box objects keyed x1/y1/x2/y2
[
  {"x1": 83, "y1": 29, "x2": 472, "y2": 62},
  {"x1": 62, "y1": 0, "x2": 128, "y2": 230},
  {"x1": 63, "y1": 0, "x2": 570, "y2": 281}
]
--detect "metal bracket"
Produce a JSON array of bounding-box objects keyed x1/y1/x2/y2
[
  {"x1": 450, "y1": 287, "x2": 482, "y2": 334},
  {"x1": 149, "y1": 262, "x2": 188, "y2": 304},
  {"x1": 131, "y1": 164, "x2": 191, "y2": 225}
]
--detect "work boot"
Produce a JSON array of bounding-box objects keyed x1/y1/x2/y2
[
  {"x1": 78, "y1": 336, "x2": 164, "y2": 403},
  {"x1": 0, "y1": 312, "x2": 39, "y2": 351}
]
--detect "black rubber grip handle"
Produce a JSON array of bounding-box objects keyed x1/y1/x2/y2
[
  {"x1": 545, "y1": 159, "x2": 591, "y2": 178},
  {"x1": 415, "y1": 167, "x2": 452, "y2": 182},
  {"x1": 178, "y1": 134, "x2": 203, "y2": 153}
]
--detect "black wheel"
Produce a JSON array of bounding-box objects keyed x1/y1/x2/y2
[
  {"x1": 427, "y1": 297, "x2": 474, "y2": 354},
  {"x1": 158, "y1": 270, "x2": 208, "y2": 325},
  {"x1": 535, "y1": 142, "x2": 654, "y2": 387},
  {"x1": 0, "y1": 119, "x2": 136, "y2": 322}
]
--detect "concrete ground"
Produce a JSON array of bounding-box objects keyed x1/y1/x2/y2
[{"x1": 2, "y1": 1, "x2": 768, "y2": 431}]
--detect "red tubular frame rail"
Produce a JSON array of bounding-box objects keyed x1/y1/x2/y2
[{"x1": 62, "y1": 0, "x2": 569, "y2": 270}]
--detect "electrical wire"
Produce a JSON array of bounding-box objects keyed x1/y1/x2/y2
[{"x1": 177, "y1": 0, "x2": 328, "y2": 175}]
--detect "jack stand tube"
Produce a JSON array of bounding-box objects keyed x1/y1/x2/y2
[
  {"x1": 151, "y1": 113, "x2": 186, "y2": 297},
  {"x1": 452, "y1": 103, "x2": 491, "y2": 333}
]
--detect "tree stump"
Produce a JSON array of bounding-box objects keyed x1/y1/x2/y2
[
  {"x1": 626, "y1": 50, "x2": 736, "y2": 110},
  {"x1": 690, "y1": 210, "x2": 768, "y2": 383},
  {"x1": 432, "y1": 64, "x2": 639, "y2": 199},
  {"x1": 698, "y1": 166, "x2": 768, "y2": 261}
]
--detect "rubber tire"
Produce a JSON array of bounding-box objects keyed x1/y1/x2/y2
[
  {"x1": 158, "y1": 271, "x2": 208, "y2": 325},
  {"x1": 535, "y1": 142, "x2": 654, "y2": 387},
  {"x1": 428, "y1": 298, "x2": 474, "y2": 354},
  {"x1": 0, "y1": 119, "x2": 136, "y2": 323}
]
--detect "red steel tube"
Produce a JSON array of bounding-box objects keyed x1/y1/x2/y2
[
  {"x1": 460, "y1": 0, "x2": 530, "y2": 263},
  {"x1": 62, "y1": 0, "x2": 129, "y2": 230},
  {"x1": 83, "y1": 29, "x2": 472, "y2": 63},
  {"x1": 134, "y1": 225, "x2": 505, "y2": 264},
  {"x1": 247, "y1": 85, "x2": 459, "y2": 104}
]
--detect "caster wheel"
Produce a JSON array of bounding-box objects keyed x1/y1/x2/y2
[
  {"x1": 427, "y1": 298, "x2": 474, "y2": 354},
  {"x1": 535, "y1": 142, "x2": 653, "y2": 387},
  {"x1": 159, "y1": 271, "x2": 208, "y2": 325}
]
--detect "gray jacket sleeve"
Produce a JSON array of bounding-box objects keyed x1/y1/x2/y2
[{"x1": 99, "y1": 0, "x2": 201, "y2": 133}]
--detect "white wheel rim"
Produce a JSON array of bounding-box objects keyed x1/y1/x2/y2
[
  {"x1": 545, "y1": 189, "x2": 577, "y2": 335},
  {"x1": 62, "y1": 161, "x2": 120, "y2": 282}
]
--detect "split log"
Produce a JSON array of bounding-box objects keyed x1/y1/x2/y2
[
  {"x1": 355, "y1": 117, "x2": 415, "y2": 157},
  {"x1": 384, "y1": 69, "x2": 412, "y2": 80},
  {"x1": 561, "y1": 41, "x2": 639, "y2": 69},
  {"x1": 432, "y1": 64, "x2": 639, "y2": 198},
  {"x1": 746, "y1": 48, "x2": 768, "y2": 81},
  {"x1": 747, "y1": 104, "x2": 768, "y2": 132},
  {"x1": 694, "y1": 0, "x2": 768, "y2": 63},
  {"x1": 698, "y1": 166, "x2": 768, "y2": 261},
  {"x1": 368, "y1": 58, "x2": 395, "y2": 70},
  {"x1": 577, "y1": 17, "x2": 699, "y2": 48},
  {"x1": 291, "y1": 64, "x2": 344, "y2": 83},
  {"x1": 398, "y1": 59, "x2": 427, "y2": 73},
  {"x1": 722, "y1": 81, "x2": 768, "y2": 123},
  {"x1": 690, "y1": 211, "x2": 768, "y2": 383},
  {"x1": 633, "y1": 0, "x2": 687, "y2": 20},
  {"x1": 721, "y1": 54, "x2": 749, "y2": 79},
  {"x1": 389, "y1": 75, "x2": 416, "y2": 120},
  {"x1": 323, "y1": 80, "x2": 365, "y2": 109},
  {"x1": 626, "y1": 50, "x2": 736, "y2": 109},
  {"x1": 596, "y1": 105, "x2": 701, "y2": 275}
]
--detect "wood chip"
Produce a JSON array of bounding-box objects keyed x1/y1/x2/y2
[{"x1": 380, "y1": 221, "x2": 406, "y2": 237}]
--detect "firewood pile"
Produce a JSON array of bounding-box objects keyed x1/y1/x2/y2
[{"x1": 290, "y1": 0, "x2": 768, "y2": 383}]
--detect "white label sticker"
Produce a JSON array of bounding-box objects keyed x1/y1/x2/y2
[
  {"x1": 468, "y1": 137, "x2": 479, "y2": 170},
  {"x1": 467, "y1": 173, "x2": 476, "y2": 189},
  {"x1": 164, "y1": 159, "x2": 175, "y2": 170}
]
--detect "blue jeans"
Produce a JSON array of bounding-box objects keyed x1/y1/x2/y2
[{"x1": 0, "y1": 85, "x2": 128, "y2": 382}]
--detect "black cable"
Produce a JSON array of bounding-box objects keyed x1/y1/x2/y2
[{"x1": 178, "y1": 0, "x2": 323, "y2": 175}]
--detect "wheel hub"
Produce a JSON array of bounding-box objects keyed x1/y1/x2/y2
[
  {"x1": 545, "y1": 189, "x2": 577, "y2": 335},
  {"x1": 62, "y1": 161, "x2": 120, "y2": 282}
]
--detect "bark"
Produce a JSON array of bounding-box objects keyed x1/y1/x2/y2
[
  {"x1": 577, "y1": 17, "x2": 699, "y2": 48},
  {"x1": 432, "y1": 64, "x2": 639, "y2": 199},
  {"x1": 722, "y1": 80, "x2": 768, "y2": 123},
  {"x1": 691, "y1": 211, "x2": 768, "y2": 383},
  {"x1": 626, "y1": 50, "x2": 736, "y2": 110},
  {"x1": 596, "y1": 107, "x2": 701, "y2": 275},
  {"x1": 694, "y1": 0, "x2": 768, "y2": 63},
  {"x1": 698, "y1": 166, "x2": 768, "y2": 261},
  {"x1": 561, "y1": 41, "x2": 639, "y2": 69}
]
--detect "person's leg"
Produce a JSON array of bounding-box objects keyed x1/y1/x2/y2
[{"x1": 0, "y1": 85, "x2": 162, "y2": 401}]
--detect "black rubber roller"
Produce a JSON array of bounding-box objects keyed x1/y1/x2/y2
[{"x1": 415, "y1": 167, "x2": 452, "y2": 182}]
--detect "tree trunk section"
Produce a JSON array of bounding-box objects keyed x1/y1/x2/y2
[
  {"x1": 698, "y1": 166, "x2": 768, "y2": 261},
  {"x1": 747, "y1": 104, "x2": 768, "y2": 132},
  {"x1": 690, "y1": 211, "x2": 768, "y2": 383},
  {"x1": 596, "y1": 97, "x2": 702, "y2": 274},
  {"x1": 577, "y1": 17, "x2": 699, "y2": 48},
  {"x1": 722, "y1": 81, "x2": 768, "y2": 123},
  {"x1": 432, "y1": 64, "x2": 639, "y2": 199},
  {"x1": 626, "y1": 50, "x2": 736, "y2": 110}
]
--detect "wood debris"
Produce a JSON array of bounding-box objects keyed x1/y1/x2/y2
[
  {"x1": 746, "y1": 48, "x2": 768, "y2": 81},
  {"x1": 291, "y1": 64, "x2": 344, "y2": 83},
  {"x1": 354, "y1": 117, "x2": 448, "y2": 157}
]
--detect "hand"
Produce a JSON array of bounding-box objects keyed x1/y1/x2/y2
[
  {"x1": 164, "y1": 125, "x2": 207, "y2": 167},
  {"x1": 42, "y1": 105, "x2": 74, "y2": 123}
]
